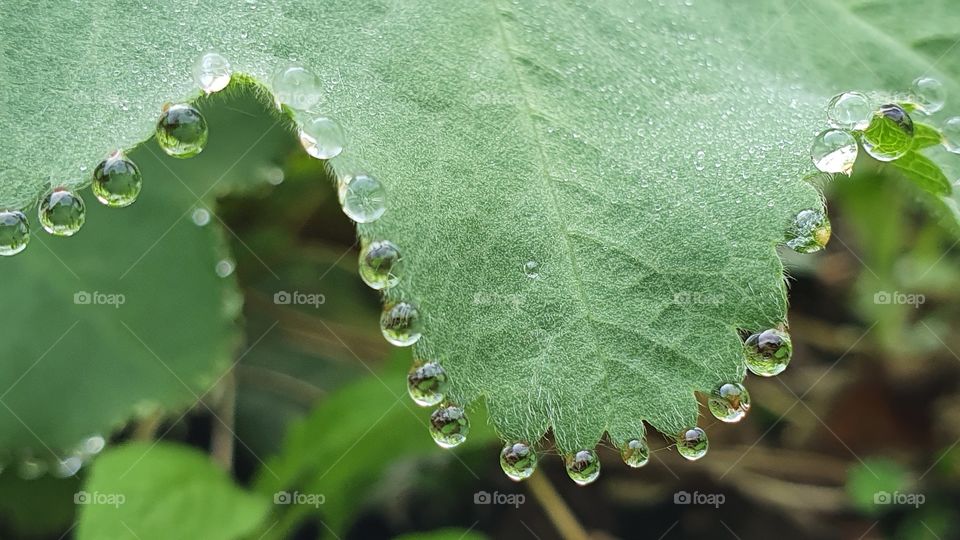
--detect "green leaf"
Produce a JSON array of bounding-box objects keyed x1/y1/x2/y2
[
  {"x1": 845, "y1": 458, "x2": 909, "y2": 516},
  {"x1": 4, "y1": 0, "x2": 959, "y2": 452},
  {"x1": 0, "y1": 89, "x2": 288, "y2": 455},
  {"x1": 395, "y1": 529, "x2": 488, "y2": 540},
  {"x1": 891, "y1": 151, "x2": 953, "y2": 195},
  {"x1": 76, "y1": 442, "x2": 270, "y2": 540},
  {"x1": 912, "y1": 123, "x2": 945, "y2": 150}
]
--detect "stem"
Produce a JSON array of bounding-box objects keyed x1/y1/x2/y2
[
  {"x1": 527, "y1": 472, "x2": 590, "y2": 540},
  {"x1": 210, "y1": 369, "x2": 237, "y2": 472},
  {"x1": 132, "y1": 411, "x2": 163, "y2": 441}
]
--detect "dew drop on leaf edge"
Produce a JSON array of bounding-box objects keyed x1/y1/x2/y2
[
  {"x1": 565, "y1": 449, "x2": 600, "y2": 485},
  {"x1": 676, "y1": 427, "x2": 708, "y2": 461},
  {"x1": 380, "y1": 301, "x2": 423, "y2": 347},
  {"x1": 0, "y1": 210, "x2": 30, "y2": 256},
  {"x1": 156, "y1": 103, "x2": 208, "y2": 159},
  {"x1": 786, "y1": 208, "x2": 831, "y2": 254},
  {"x1": 359, "y1": 239, "x2": 402, "y2": 290},
  {"x1": 910, "y1": 76, "x2": 946, "y2": 115},
  {"x1": 826, "y1": 91, "x2": 872, "y2": 131},
  {"x1": 810, "y1": 129, "x2": 857, "y2": 176},
  {"x1": 272, "y1": 64, "x2": 322, "y2": 111},
  {"x1": 92, "y1": 152, "x2": 142, "y2": 208},
  {"x1": 407, "y1": 360, "x2": 447, "y2": 407},
  {"x1": 620, "y1": 437, "x2": 650, "y2": 468},
  {"x1": 38, "y1": 188, "x2": 85, "y2": 237},
  {"x1": 429, "y1": 404, "x2": 469, "y2": 448},
  {"x1": 298, "y1": 116, "x2": 345, "y2": 160},
  {"x1": 708, "y1": 382, "x2": 751, "y2": 423},
  {"x1": 744, "y1": 328, "x2": 792, "y2": 377},
  {"x1": 193, "y1": 52, "x2": 231, "y2": 94},
  {"x1": 341, "y1": 173, "x2": 387, "y2": 223},
  {"x1": 500, "y1": 441, "x2": 537, "y2": 481},
  {"x1": 861, "y1": 104, "x2": 914, "y2": 162}
]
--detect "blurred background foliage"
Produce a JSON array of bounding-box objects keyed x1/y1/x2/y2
[{"x1": 1, "y1": 87, "x2": 959, "y2": 540}]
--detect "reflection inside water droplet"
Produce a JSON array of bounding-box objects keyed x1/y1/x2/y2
[
  {"x1": 620, "y1": 437, "x2": 650, "y2": 468},
  {"x1": 786, "y1": 209, "x2": 831, "y2": 254},
  {"x1": 500, "y1": 441, "x2": 537, "y2": 481},
  {"x1": 708, "y1": 382, "x2": 751, "y2": 422},
  {"x1": 380, "y1": 301, "x2": 423, "y2": 346},
  {"x1": 156, "y1": 103, "x2": 208, "y2": 158},
  {"x1": 193, "y1": 52, "x2": 232, "y2": 93},
  {"x1": 0, "y1": 210, "x2": 30, "y2": 256},
  {"x1": 341, "y1": 174, "x2": 387, "y2": 223},
  {"x1": 565, "y1": 449, "x2": 600, "y2": 485},
  {"x1": 359, "y1": 240, "x2": 402, "y2": 290},
  {"x1": 39, "y1": 188, "x2": 86, "y2": 237},
  {"x1": 861, "y1": 104, "x2": 914, "y2": 162},
  {"x1": 810, "y1": 129, "x2": 857, "y2": 176},
  {"x1": 93, "y1": 152, "x2": 142, "y2": 208},
  {"x1": 429, "y1": 405, "x2": 469, "y2": 448},
  {"x1": 676, "y1": 427, "x2": 708, "y2": 460},
  {"x1": 298, "y1": 116, "x2": 345, "y2": 159},
  {"x1": 744, "y1": 328, "x2": 792, "y2": 377},
  {"x1": 407, "y1": 360, "x2": 447, "y2": 407}
]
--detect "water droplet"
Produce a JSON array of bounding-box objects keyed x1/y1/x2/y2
[
  {"x1": 861, "y1": 104, "x2": 914, "y2": 162},
  {"x1": 359, "y1": 240, "x2": 402, "y2": 290},
  {"x1": 17, "y1": 457, "x2": 47, "y2": 480},
  {"x1": 942, "y1": 117, "x2": 960, "y2": 154},
  {"x1": 52, "y1": 456, "x2": 83, "y2": 478},
  {"x1": 156, "y1": 103, "x2": 208, "y2": 158},
  {"x1": 380, "y1": 301, "x2": 422, "y2": 346},
  {"x1": 191, "y1": 207, "x2": 211, "y2": 226},
  {"x1": 79, "y1": 435, "x2": 106, "y2": 456},
  {"x1": 429, "y1": 404, "x2": 469, "y2": 448},
  {"x1": 708, "y1": 382, "x2": 751, "y2": 423},
  {"x1": 786, "y1": 208, "x2": 831, "y2": 253},
  {"x1": 298, "y1": 116, "x2": 345, "y2": 159},
  {"x1": 0, "y1": 210, "x2": 30, "y2": 256},
  {"x1": 744, "y1": 328, "x2": 792, "y2": 377},
  {"x1": 826, "y1": 91, "x2": 873, "y2": 131},
  {"x1": 500, "y1": 441, "x2": 537, "y2": 481},
  {"x1": 565, "y1": 449, "x2": 600, "y2": 485},
  {"x1": 92, "y1": 152, "x2": 142, "y2": 207},
  {"x1": 407, "y1": 360, "x2": 447, "y2": 406},
  {"x1": 620, "y1": 437, "x2": 650, "y2": 468},
  {"x1": 523, "y1": 260, "x2": 540, "y2": 279},
  {"x1": 810, "y1": 129, "x2": 857, "y2": 175},
  {"x1": 676, "y1": 427, "x2": 708, "y2": 460},
  {"x1": 215, "y1": 259, "x2": 235, "y2": 278},
  {"x1": 39, "y1": 188, "x2": 85, "y2": 236},
  {"x1": 911, "y1": 76, "x2": 946, "y2": 115},
  {"x1": 193, "y1": 52, "x2": 232, "y2": 93},
  {"x1": 341, "y1": 173, "x2": 387, "y2": 223},
  {"x1": 272, "y1": 65, "x2": 322, "y2": 110}
]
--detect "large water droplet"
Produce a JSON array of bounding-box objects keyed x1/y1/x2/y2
[
  {"x1": 380, "y1": 301, "x2": 422, "y2": 346},
  {"x1": 193, "y1": 52, "x2": 232, "y2": 93},
  {"x1": 620, "y1": 437, "x2": 650, "y2": 468},
  {"x1": 429, "y1": 405, "x2": 469, "y2": 448},
  {"x1": 942, "y1": 117, "x2": 960, "y2": 154},
  {"x1": 676, "y1": 427, "x2": 708, "y2": 460},
  {"x1": 744, "y1": 328, "x2": 792, "y2": 377},
  {"x1": 341, "y1": 174, "x2": 387, "y2": 223},
  {"x1": 786, "y1": 208, "x2": 831, "y2": 254},
  {"x1": 826, "y1": 91, "x2": 872, "y2": 131},
  {"x1": 156, "y1": 104, "x2": 208, "y2": 158},
  {"x1": 407, "y1": 360, "x2": 447, "y2": 407},
  {"x1": 500, "y1": 441, "x2": 537, "y2": 481},
  {"x1": 861, "y1": 104, "x2": 914, "y2": 162},
  {"x1": 92, "y1": 152, "x2": 142, "y2": 207},
  {"x1": 298, "y1": 116, "x2": 345, "y2": 159},
  {"x1": 911, "y1": 76, "x2": 946, "y2": 115},
  {"x1": 359, "y1": 240, "x2": 402, "y2": 290},
  {"x1": 0, "y1": 210, "x2": 30, "y2": 256},
  {"x1": 565, "y1": 449, "x2": 600, "y2": 485},
  {"x1": 708, "y1": 382, "x2": 751, "y2": 423},
  {"x1": 810, "y1": 129, "x2": 857, "y2": 175},
  {"x1": 272, "y1": 65, "x2": 322, "y2": 111},
  {"x1": 39, "y1": 189, "x2": 85, "y2": 236}
]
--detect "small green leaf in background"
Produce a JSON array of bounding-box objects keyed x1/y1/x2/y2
[
  {"x1": 911, "y1": 123, "x2": 945, "y2": 150},
  {"x1": 892, "y1": 151, "x2": 953, "y2": 196},
  {"x1": 846, "y1": 457, "x2": 910, "y2": 516},
  {"x1": 395, "y1": 528, "x2": 488, "y2": 540},
  {"x1": 76, "y1": 442, "x2": 270, "y2": 540}
]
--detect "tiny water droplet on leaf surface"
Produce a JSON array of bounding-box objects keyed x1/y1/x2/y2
[
  {"x1": 565, "y1": 449, "x2": 600, "y2": 485},
  {"x1": 810, "y1": 129, "x2": 857, "y2": 175},
  {"x1": 407, "y1": 360, "x2": 447, "y2": 407},
  {"x1": 341, "y1": 173, "x2": 387, "y2": 223},
  {"x1": 523, "y1": 260, "x2": 540, "y2": 279},
  {"x1": 861, "y1": 104, "x2": 914, "y2": 162},
  {"x1": 156, "y1": 103, "x2": 208, "y2": 158},
  {"x1": 359, "y1": 240, "x2": 402, "y2": 290},
  {"x1": 620, "y1": 437, "x2": 650, "y2": 468},
  {"x1": 500, "y1": 441, "x2": 537, "y2": 481},
  {"x1": 39, "y1": 189, "x2": 85, "y2": 236},
  {"x1": 92, "y1": 152, "x2": 142, "y2": 207},
  {"x1": 380, "y1": 301, "x2": 423, "y2": 346},
  {"x1": 744, "y1": 328, "x2": 792, "y2": 377},
  {"x1": 708, "y1": 382, "x2": 751, "y2": 423},
  {"x1": 826, "y1": 91, "x2": 872, "y2": 131},
  {"x1": 429, "y1": 405, "x2": 469, "y2": 448},
  {"x1": 298, "y1": 116, "x2": 345, "y2": 159},
  {"x1": 676, "y1": 427, "x2": 708, "y2": 460},
  {"x1": 786, "y1": 208, "x2": 831, "y2": 254},
  {"x1": 0, "y1": 210, "x2": 30, "y2": 256}
]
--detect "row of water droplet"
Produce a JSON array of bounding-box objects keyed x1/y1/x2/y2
[
  {"x1": 811, "y1": 77, "x2": 960, "y2": 178},
  {"x1": 6, "y1": 435, "x2": 106, "y2": 480}
]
